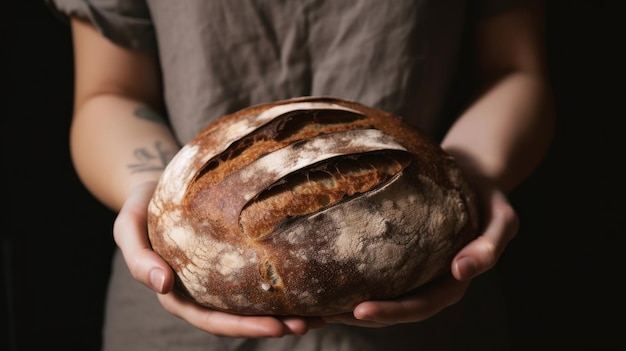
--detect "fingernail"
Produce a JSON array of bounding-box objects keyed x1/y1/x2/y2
[
  {"x1": 456, "y1": 257, "x2": 477, "y2": 280},
  {"x1": 149, "y1": 268, "x2": 166, "y2": 293}
]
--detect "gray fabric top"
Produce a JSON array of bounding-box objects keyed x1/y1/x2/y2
[{"x1": 45, "y1": 0, "x2": 525, "y2": 144}]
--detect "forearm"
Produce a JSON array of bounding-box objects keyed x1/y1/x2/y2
[
  {"x1": 441, "y1": 70, "x2": 555, "y2": 193},
  {"x1": 71, "y1": 94, "x2": 179, "y2": 211},
  {"x1": 441, "y1": 0, "x2": 555, "y2": 193},
  {"x1": 68, "y1": 18, "x2": 176, "y2": 212}
]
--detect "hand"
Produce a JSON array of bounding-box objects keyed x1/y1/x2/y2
[
  {"x1": 112, "y1": 181, "x2": 326, "y2": 337},
  {"x1": 323, "y1": 177, "x2": 519, "y2": 327}
]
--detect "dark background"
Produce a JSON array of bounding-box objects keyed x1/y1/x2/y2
[{"x1": 2, "y1": 1, "x2": 624, "y2": 350}]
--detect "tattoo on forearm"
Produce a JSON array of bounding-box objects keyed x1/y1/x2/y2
[
  {"x1": 134, "y1": 106, "x2": 166, "y2": 124},
  {"x1": 128, "y1": 141, "x2": 173, "y2": 173}
]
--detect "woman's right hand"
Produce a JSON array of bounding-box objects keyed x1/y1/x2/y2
[{"x1": 113, "y1": 181, "x2": 326, "y2": 338}]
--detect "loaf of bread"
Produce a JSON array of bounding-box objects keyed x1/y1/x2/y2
[{"x1": 147, "y1": 96, "x2": 479, "y2": 316}]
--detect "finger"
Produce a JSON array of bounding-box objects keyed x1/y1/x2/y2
[
  {"x1": 452, "y1": 190, "x2": 519, "y2": 280},
  {"x1": 279, "y1": 316, "x2": 326, "y2": 335},
  {"x1": 351, "y1": 275, "x2": 470, "y2": 326},
  {"x1": 157, "y1": 292, "x2": 292, "y2": 338},
  {"x1": 324, "y1": 275, "x2": 470, "y2": 327},
  {"x1": 113, "y1": 181, "x2": 174, "y2": 293}
]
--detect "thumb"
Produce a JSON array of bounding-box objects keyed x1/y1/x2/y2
[
  {"x1": 113, "y1": 181, "x2": 174, "y2": 294},
  {"x1": 452, "y1": 189, "x2": 519, "y2": 281}
]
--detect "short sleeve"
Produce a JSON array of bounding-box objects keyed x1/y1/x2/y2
[{"x1": 44, "y1": 0, "x2": 157, "y2": 53}]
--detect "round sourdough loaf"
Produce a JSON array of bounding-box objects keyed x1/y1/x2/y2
[{"x1": 147, "y1": 96, "x2": 479, "y2": 316}]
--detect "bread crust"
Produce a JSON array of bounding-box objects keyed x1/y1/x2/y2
[{"x1": 147, "y1": 96, "x2": 479, "y2": 316}]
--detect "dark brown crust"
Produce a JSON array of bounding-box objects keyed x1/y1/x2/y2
[{"x1": 147, "y1": 96, "x2": 479, "y2": 316}]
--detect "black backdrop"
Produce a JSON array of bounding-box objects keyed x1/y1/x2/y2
[{"x1": 2, "y1": 1, "x2": 624, "y2": 350}]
